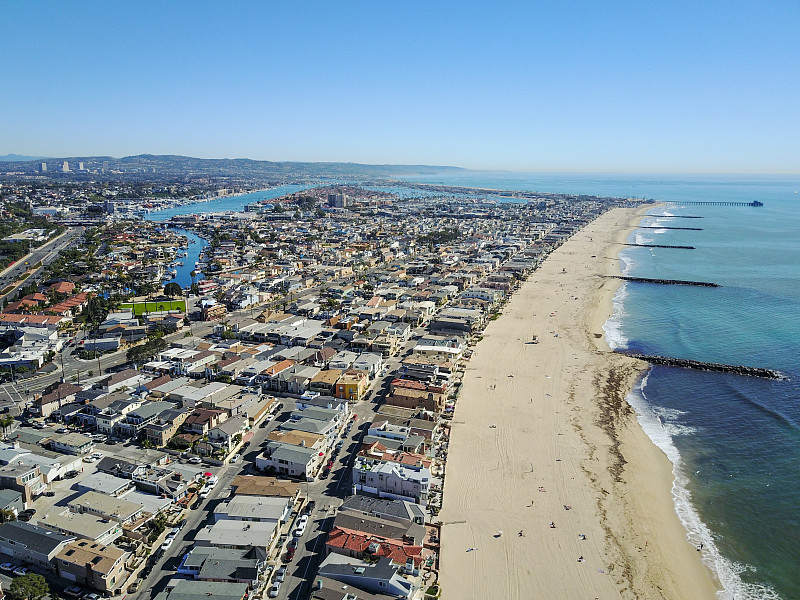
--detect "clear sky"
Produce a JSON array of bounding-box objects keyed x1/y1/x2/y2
[{"x1": 2, "y1": 1, "x2": 799, "y2": 172}]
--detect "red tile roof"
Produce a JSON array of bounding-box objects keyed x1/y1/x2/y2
[{"x1": 326, "y1": 526, "x2": 427, "y2": 567}]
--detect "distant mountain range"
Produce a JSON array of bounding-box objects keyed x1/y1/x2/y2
[
  {"x1": 0, "y1": 154, "x2": 50, "y2": 162},
  {"x1": 0, "y1": 153, "x2": 466, "y2": 181}
]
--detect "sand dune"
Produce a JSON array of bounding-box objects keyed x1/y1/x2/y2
[{"x1": 438, "y1": 206, "x2": 718, "y2": 600}]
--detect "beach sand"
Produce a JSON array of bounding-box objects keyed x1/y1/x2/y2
[{"x1": 438, "y1": 206, "x2": 719, "y2": 600}]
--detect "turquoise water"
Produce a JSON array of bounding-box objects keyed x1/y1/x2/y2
[{"x1": 400, "y1": 172, "x2": 800, "y2": 599}]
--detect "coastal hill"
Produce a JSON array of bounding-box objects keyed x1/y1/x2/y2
[{"x1": 0, "y1": 153, "x2": 467, "y2": 182}]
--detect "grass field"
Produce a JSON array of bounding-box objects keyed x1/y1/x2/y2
[{"x1": 120, "y1": 299, "x2": 186, "y2": 316}]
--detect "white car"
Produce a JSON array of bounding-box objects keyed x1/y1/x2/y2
[
  {"x1": 82, "y1": 456, "x2": 97, "y2": 463},
  {"x1": 199, "y1": 488, "x2": 211, "y2": 500},
  {"x1": 275, "y1": 565, "x2": 286, "y2": 582},
  {"x1": 293, "y1": 522, "x2": 307, "y2": 537},
  {"x1": 268, "y1": 581, "x2": 281, "y2": 598},
  {"x1": 91, "y1": 452, "x2": 103, "y2": 460},
  {"x1": 188, "y1": 456, "x2": 202, "y2": 464},
  {"x1": 161, "y1": 537, "x2": 174, "y2": 550}
]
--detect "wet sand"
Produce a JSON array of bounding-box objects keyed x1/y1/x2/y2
[{"x1": 438, "y1": 206, "x2": 719, "y2": 600}]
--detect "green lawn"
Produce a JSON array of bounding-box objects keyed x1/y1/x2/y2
[{"x1": 120, "y1": 299, "x2": 186, "y2": 316}]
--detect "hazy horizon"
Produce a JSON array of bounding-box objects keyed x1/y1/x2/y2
[{"x1": 3, "y1": 2, "x2": 799, "y2": 172}]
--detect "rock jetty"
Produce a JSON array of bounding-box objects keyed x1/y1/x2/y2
[
  {"x1": 606, "y1": 276, "x2": 720, "y2": 287},
  {"x1": 620, "y1": 353, "x2": 785, "y2": 380}
]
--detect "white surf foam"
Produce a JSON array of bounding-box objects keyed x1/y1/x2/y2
[
  {"x1": 602, "y1": 282, "x2": 629, "y2": 350},
  {"x1": 627, "y1": 374, "x2": 782, "y2": 600}
]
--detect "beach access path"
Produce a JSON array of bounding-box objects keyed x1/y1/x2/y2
[{"x1": 438, "y1": 206, "x2": 719, "y2": 600}]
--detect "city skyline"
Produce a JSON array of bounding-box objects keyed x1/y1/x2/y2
[{"x1": 3, "y1": 1, "x2": 799, "y2": 172}]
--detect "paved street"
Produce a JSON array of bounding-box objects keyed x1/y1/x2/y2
[{"x1": 0, "y1": 227, "x2": 84, "y2": 302}]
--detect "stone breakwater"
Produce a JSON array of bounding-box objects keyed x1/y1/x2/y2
[
  {"x1": 640, "y1": 226, "x2": 703, "y2": 231},
  {"x1": 619, "y1": 353, "x2": 785, "y2": 380},
  {"x1": 625, "y1": 243, "x2": 696, "y2": 249},
  {"x1": 605, "y1": 276, "x2": 720, "y2": 288}
]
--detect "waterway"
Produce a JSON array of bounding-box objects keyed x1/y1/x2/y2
[{"x1": 142, "y1": 184, "x2": 308, "y2": 287}]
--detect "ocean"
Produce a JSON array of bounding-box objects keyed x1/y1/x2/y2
[{"x1": 400, "y1": 172, "x2": 800, "y2": 600}]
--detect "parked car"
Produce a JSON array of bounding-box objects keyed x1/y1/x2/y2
[
  {"x1": 268, "y1": 581, "x2": 281, "y2": 598},
  {"x1": 83, "y1": 593, "x2": 101, "y2": 600},
  {"x1": 275, "y1": 565, "x2": 286, "y2": 582},
  {"x1": 64, "y1": 470, "x2": 79, "y2": 478},
  {"x1": 13, "y1": 566, "x2": 29, "y2": 576},
  {"x1": 288, "y1": 536, "x2": 300, "y2": 550},
  {"x1": 199, "y1": 488, "x2": 210, "y2": 500},
  {"x1": 32, "y1": 422, "x2": 45, "y2": 429},
  {"x1": 188, "y1": 456, "x2": 202, "y2": 464},
  {"x1": 230, "y1": 454, "x2": 241, "y2": 464},
  {"x1": 0, "y1": 562, "x2": 16, "y2": 572},
  {"x1": 296, "y1": 514, "x2": 308, "y2": 528},
  {"x1": 283, "y1": 548, "x2": 295, "y2": 562},
  {"x1": 44, "y1": 491, "x2": 56, "y2": 497},
  {"x1": 91, "y1": 452, "x2": 103, "y2": 459},
  {"x1": 293, "y1": 522, "x2": 307, "y2": 537},
  {"x1": 56, "y1": 428, "x2": 69, "y2": 434},
  {"x1": 63, "y1": 587, "x2": 84, "y2": 598},
  {"x1": 161, "y1": 537, "x2": 174, "y2": 550},
  {"x1": 167, "y1": 527, "x2": 180, "y2": 539}
]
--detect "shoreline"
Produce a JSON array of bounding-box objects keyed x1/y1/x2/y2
[{"x1": 438, "y1": 205, "x2": 719, "y2": 599}]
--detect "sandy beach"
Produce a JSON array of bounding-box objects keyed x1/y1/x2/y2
[{"x1": 438, "y1": 206, "x2": 719, "y2": 600}]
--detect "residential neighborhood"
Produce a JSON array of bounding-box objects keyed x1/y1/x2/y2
[{"x1": 0, "y1": 174, "x2": 641, "y2": 600}]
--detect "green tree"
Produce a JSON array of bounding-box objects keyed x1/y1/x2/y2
[
  {"x1": 0, "y1": 414, "x2": 14, "y2": 437},
  {"x1": 8, "y1": 573, "x2": 49, "y2": 600},
  {"x1": 0, "y1": 508, "x2": 16, "y2": 523},
  {"x1": 164, "y1": 282, "x2": 182, "y2": 298}
]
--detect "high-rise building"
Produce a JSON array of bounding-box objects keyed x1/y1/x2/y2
[
  {"x1": 61, "y1": 161, "x2": 70, "y2": 173},
  {"x1": 328, "y1": 193, "x2": 348, "y2": 208},
  {"x1": 78, "y1": 161, "x2": 85, "y2": 171},
  {"x1": 102, "y1": 161, "x2": 109, "y2": 173},
  {"x1": 40, "y1": 162, "x2": 47, "y2": 172}
]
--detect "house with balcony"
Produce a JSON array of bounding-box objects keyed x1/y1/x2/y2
[
  {"x1": 0, "y1": 463, "x2": 46, "y2": 505},
  {"x1": 335, "y1": 370, "x2": 369, "y2": 402},
  {"x1": 54, "y1": 540, "x2": 129, "y2": 594},
  {"x1": 255, "y1": 441, "x2": 321, "y2": 481},
  {"x1": 316, "y1": 555, "x2": 416, "y2": 600},
  {"x1": 143, "y1": 406, "x2": 193, "y2": 447},
  {"x1": 115, "y1": 401, "x2": 178, "y2": 439},
  {"x1": 352, "y1": 457, "x2": 431, "y2": 505},
  {"x1": 206, "y1": 415, "x2": 249, "y2": 454}
]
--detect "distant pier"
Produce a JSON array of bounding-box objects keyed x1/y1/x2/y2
[
  {"x1": 640, "y1": 226, "x2": 703, "y2": 231},
  {"x1": 606, "y1": 275, "x2": 720, "y2": 287},
  {"x1": 619, "y1": 352, "x2": 784, "y2": 379},
  {"x1": 660, "y1": 200, "x2": 763, "y2": 207},
  {"x1": 625, "y1": 243, "x2": 696, "y2": 249}
]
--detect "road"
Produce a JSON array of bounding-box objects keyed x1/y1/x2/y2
[{"x1": 0, "y1": 227, "x2": 84, "y2": 302}]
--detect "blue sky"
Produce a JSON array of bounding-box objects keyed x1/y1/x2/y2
[{"x1": 2, "y1": 1, "x2": 799, "y2": 171}]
